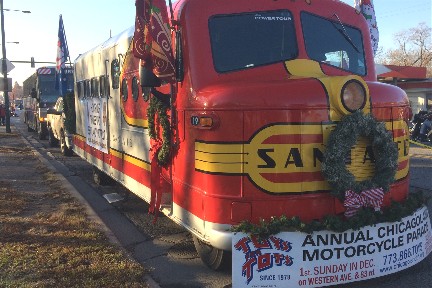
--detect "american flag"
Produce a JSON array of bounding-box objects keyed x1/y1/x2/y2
[{"x1": 56, "y1": 14, "x2": 70, "y2": 95}]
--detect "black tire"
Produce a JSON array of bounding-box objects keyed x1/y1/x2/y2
[
  {"x1": 48, "y1": 128, "x2": 59, "y2": 147},
  {"x1": 38, "y1": 123, "x2": 46, "y2": 140},
  {"x1": 27, "y1": 125, "x2": 34, "y2": 132},
  {"x1": 192, "y1": 235, "x2": 231, "y2": 271},
  {"x1": 60, "y1": 130, "x2": 73, "y2": 156},
  {"x1": 92, "y1": 167, "x2": 114, "y2": 186}
]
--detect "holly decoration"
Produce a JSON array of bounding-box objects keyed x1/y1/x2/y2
[
  {"x1": 231, "y1": 192, "x2": 428, "y2": 239},
  {"x1": 147, "y1": 94, "x2": 171, "y2": 166}
]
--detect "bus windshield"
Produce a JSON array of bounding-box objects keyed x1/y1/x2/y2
[
  {"x1": 209, "y1": 10, "x2": 298, "y2": 73},
  {"x1": 68, "y1": 74, "x2": 74, "y2": 90},
  {"x1": 38, "y1": 76, "x2": 57, "y2": 96},
  {"x1": 301, "y1": 12, "x2": 366, "y2": 75}
]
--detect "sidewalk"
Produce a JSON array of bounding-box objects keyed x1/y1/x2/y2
[{"x1": 0, "y1": 123, "x2": 155, "y2": 287}]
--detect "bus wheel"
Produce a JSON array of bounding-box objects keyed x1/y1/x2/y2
[
  {"x1": 192, "y1": 235, "x2": 231, "y2": 271},
  {"x1": 48, "y1": 128, "x2": 58, "y2": 147},
  {"x1": 38, "y1": 123, "x2": 46, "y2": 140},
  {"x1": 60, "y1": 131, "x2": 73, "y2": 156},
  {"x1": 93, "y1": 167, "x2": 114, "y2": 186}
]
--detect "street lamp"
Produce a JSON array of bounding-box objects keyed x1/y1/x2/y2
[
  {"x1": 0, "y1": 2, "x2": 30, "y2": 133},
  {"x1": 0, "y1": 41, "x2": 19, "y2": 45},
  {"x1": 3, "y1": 9, "x2": 30, "y2": 13}
]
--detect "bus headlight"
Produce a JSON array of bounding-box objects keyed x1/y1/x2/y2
[{"x1": 341, "y1": 80, "x2": 366, "y2": 112}]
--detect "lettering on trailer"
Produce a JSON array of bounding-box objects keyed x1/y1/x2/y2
[
  {"x1": 232, "y1": 207, "x2": 432, "y2": 287},
  {"x1": 85, "y1": 97, "x2": 108, "y2": 153},
  {"x1": 195, "y1": 121, "x2": 409, "y2": 193}
]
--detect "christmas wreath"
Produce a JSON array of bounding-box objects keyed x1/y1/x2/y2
[
  {"x1": 147, "y1": 91, "x2": 171, "y2": 166},
  {"x1": 321, "y1": 110, "x2": 399, "y2": 200}
]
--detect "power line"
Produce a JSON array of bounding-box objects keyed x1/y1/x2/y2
[{"x1": 378, "y1": 2, "x2": 431, "y2": 19}]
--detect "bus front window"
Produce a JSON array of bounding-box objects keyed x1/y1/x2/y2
[
  {"x1": 209, "y1": 10, "x2": 298, "y2": 73},
  {"x1": 301, "y1": 12, "x2": 366, "y2": 75}
]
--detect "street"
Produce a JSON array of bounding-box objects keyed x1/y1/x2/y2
[{"x1": 10, "y1": 113, "x2": 432, "y2": 288}]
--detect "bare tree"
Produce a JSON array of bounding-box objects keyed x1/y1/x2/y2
[
  {"x1": 374, "y1": 46, "x2": 386, "y2": 63},
  {"x1": 381, "y1": 22, "x2": 432, "y2": 77},
  {"x1": 11, "y1": 82, "x2": 23, "y2": 101}
]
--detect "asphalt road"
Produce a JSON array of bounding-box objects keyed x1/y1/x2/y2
[{"x1": 10, "y1": 112, "x2": 432, "y2": 288}]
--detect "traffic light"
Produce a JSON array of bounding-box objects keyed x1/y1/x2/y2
[{"x1": 31, "y1": 57, "x2": 35, "y2": 68}]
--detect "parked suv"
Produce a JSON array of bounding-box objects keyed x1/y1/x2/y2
[{"x1": 46, "y1": 97, "x2": 74, "y2": 156}]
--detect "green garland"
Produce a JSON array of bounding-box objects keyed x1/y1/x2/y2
[
  {"x1": 231, "y1": 192, "x2": 429, "y2": 238},
  {"x1": 321, "y1": 110, "x2": 399, "y2": 200},
  {"x1": 147, "y1": 94, "x2": 171, "y2": 166},
  {"x1": 63, "y1": 92, "x2": 76, "y2": 134}
]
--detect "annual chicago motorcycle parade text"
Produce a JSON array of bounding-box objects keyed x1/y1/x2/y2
[
  {"x1": 301, "y1": 212, "x2": 429, "y2": 261},
  {"x1": 302, "y1": 215, "x2": 429, "y2": 261}
]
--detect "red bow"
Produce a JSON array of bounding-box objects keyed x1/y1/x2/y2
[
  {"x1": 149, "y1": 140, "x2": 163, "y2": 222},
  {"x1": 343, "y1": 188, "x2": 384, "y2": 218}
]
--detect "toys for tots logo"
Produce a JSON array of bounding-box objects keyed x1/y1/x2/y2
[{"x1": 234, "y1": 235, "x2": 294, "y2": 284}]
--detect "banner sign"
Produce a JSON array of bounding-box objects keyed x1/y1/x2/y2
[
  {"x1": 232, "y1": 206, "x2": 432, "y2": 287},
  {"x1": 85, "y1": 97, "x2": 108, "y2": 153}
]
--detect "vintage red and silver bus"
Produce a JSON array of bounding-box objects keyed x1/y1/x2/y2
[{"x1": 73, "y1": 0, "x2": 410, "y2": 269}]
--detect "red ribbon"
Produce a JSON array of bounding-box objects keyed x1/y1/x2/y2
[
  {"x1": 343, "y1": 188, "x2": 384, "y2": 218},
  {"x1": 149, "y1": 141, "x2": 163, "y2": 222}
]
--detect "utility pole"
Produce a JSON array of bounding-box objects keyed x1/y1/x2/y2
[{"x1": 0, "y1": 0, "x2": 11, "y2": 132}]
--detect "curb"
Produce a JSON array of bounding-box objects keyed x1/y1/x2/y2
[{"x1": 410, "y1": 139, "x2": 432, "y2": 149}]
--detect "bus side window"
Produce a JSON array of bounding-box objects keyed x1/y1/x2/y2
[
  {"x1": 132, "y1": 77, "x2": 139, "y2": 102},
  {"x1": 121, "y1": 78, "x2": 128, "y2": 102},
  {"x1": 100, "y1": 75, "x2": 110, "y2": 98},
  {"x1": 83, "y1": 81, "x2": 86, "y2": 98},
  {"x1": 111, "y1": 59, "x2": 120, "y2": 89},
  {"x1": 77, "y1": 81, "x2": 83, "y2": 98},
  {"x1": 91, "y1": 78, "x2": 99, "y2": 97},
  {"x1": 99, "y1": 76, "x2": 106, "y2": 97},
  {"x1": 84, "y1": 80, "x2": 91, "y2": 98}
]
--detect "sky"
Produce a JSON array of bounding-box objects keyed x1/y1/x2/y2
[{"x1": 3, "y1": 0, "x2": 431, "y2": 90}]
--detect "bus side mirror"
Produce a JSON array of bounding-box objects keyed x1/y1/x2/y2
[
  {"x1": 30, "y1": 88, "x2": 37, "y2": 98},
  {"x1": 139, "y1": 65, "x2": 161, "y2": 88}
]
